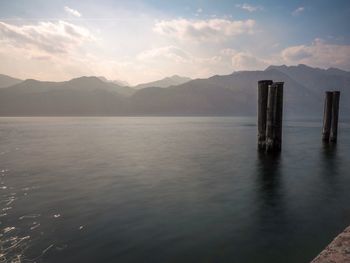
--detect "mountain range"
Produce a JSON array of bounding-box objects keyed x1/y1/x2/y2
[
  {"x1": 0, "y1": 64, "x2": 349, "y2": 116},
  {"x1": 0, "y1": 74, "x2": 22, "y2": 88},
  {"x1": 97, "y1": 76, "x2": 130, "y2": 87},
  {"x1": 134, "y1": 75, "x2": 191, "y2": 89}
]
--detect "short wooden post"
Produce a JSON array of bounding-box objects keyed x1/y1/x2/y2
[
  {"x1": 258, "y1": 80, "x2": 273, "y2": 151},
  {"x1": 266, "y1": 83, "x2": 277, "y2": 152},
  {"x1": 322, "y1": 91, "x2": 333, "y2": 142},
  {"x1": 274, "y1": 82, "x2": 284, "y2": 151},
  {"x1": 330, "y1": 91, "x2": 340, "y2": 142}
]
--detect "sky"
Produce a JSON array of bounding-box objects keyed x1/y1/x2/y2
[{"x1": 0, "y1": 0, "x2": 350, "y2": 85}]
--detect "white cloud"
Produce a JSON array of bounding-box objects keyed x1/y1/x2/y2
[
  {"x1": 231, "y1": 52, "x2": 269, "y2": 71},
  {"x1": 220, "y1": 48, "x2": 238, "y2": 56},
  {"x1": 281, "y1": 39, "x2": 350, "y2": 69},
  {"x1": 0, "y1": 20, "x2": 99, "y2": 82},
  {"x1": 64, "y1": 6, "x2": 82, "y2": 17},
  {"x1": 0, "y1": 43, "x2": 133, "y2": 83},
  {"x1": 292, "y1": 7, "x2": 305, "y2": 16},
  {"x1": 153, "y1": 18, "x2": 255, "y2": 42},
  {"x1": 236, "y1": 3, "x2": 263, "y2": 12},
  {"x1": 219, "y1": 48, "x2": 272, "y2": 71},
  {"x1": 197, "y1": 8, "x2": 203, "y2": 13},
  {"x1": 135, "y1": 45, "x2": 232, "y2": 81},
  {"x1": 137, "y1": 46, "x2": 191, "y2": 63},
  {"x1": 221, "y1": 39, "x2": 350, "y2": 72},
  {"x1": 0, "y1": 20, "x2": 94, "y2": 56},
  {"x1": 137, "y1": 45, "x2": 224, "y2": 66},
  {"x1": 281, "y1": 46, "x2": 312, "y2": 61}
]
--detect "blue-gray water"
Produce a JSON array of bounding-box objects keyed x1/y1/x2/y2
[{"x1": 1, "y1": 117, "x2": 350, "y2": 263}]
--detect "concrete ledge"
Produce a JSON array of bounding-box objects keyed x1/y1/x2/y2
[{"x1": 311, "y1": 226, "x2": 350, "y2": 263}]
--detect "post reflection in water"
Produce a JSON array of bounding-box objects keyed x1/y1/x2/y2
[
  {"x1": 319, "y1": 142, "x2": 340, "y2": 205},
  {"x1": 321, "y1": 142, "x2": 339, "y2": 176},
  {"x1": 256, "y1": 152, "x2": 283, "y2": 213},
  {"x1": 252, "y1": 152, "x2": 290, "y2": 260}
]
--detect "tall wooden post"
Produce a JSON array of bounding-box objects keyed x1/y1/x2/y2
[
  {"x1": 322, "y1": 91, "x2": 333, "y2": 142},
  {"x1": 258, "y1": 80, "x2": 273, "y2": 151},
  {"x1": 330, "y1": 91, "x2": 340, "y2": 142},
  {"x1": 266, "y1": 83, "x2": 277, "y2": 152},
  {"x1": 274, "y1": 82, "x2": 284, "y2": 151}
]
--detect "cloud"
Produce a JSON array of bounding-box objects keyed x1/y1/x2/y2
[
  {"x1": 220, "y1": 48, "x2": 271, "y2": 71},
  {"x1": 220, "y1": 48, "x2": 238, "y2": 56},
  {"x1": 135, "y1": 45, "x2": 232, "y2": 81},
  {"x1": 281, "y1": 46, "x2": 312, "y2": 61},
  {"x1": 292, "y1": 7, "x2": 305, "y2": 16},
  {"x1": 64, "y1": 6, "x2": 82, "y2": 17},
  {"x1": 137, "y1": 45, "x2": 223, "y2": 65},
  {"x1": 153, "y1": 18, "x2": 255, "y2": 42},
  {"x1": 231, "y1": 51, "x2": 269, "y2": 71},
  {"x1": 0, "y1": 20, "x2": 94, "y2": 55},
  {"x1": 0, "y1": 20, "x2": 100, "y2": 83},
  {"x1": 281, "y1": 39, "x2": 350, "y2": 69},
  {"x1": 236, "y1": 3, "x2": 263, "y2": 12},
  {"x1": 137, "y1": 46, "x2": 191, "y2": 63}
]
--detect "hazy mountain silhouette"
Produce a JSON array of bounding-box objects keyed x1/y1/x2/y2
[
  {"x1": 266, "y1": 64, "x2": 350, "y2": 96},
  {"x1": 0, "y1": 65, "x2": 349, "y2": 116},
  {"x1": 0, "y1": 76, "x2": 131, "y2": 115},
  {"x1": 0, "y1": 74, "x2": 22, "y2": 88},
  {"x1": 134, "y1": 75, "x2": 191, "y2": 89},
  {"x1": 129, "y1": 67, "x2": 319, "y2": 116},
  {"x1": 97, "y1": 76, "x2": 130, "y2": 87},
  {"x1": 6, "y1": 76, "x2": 134, "y2": 96},
  {"x1": 265, "y1": 64, "x2": 350, "y2": 114}
]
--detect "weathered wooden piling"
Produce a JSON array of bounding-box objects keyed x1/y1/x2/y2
[
  {"x1": 266, "y1": 83, "x2": 278, "y2": 152},
  {"x1": 274, "y1": 82, "x2": 284, "y2": 151},
  {"x1": 257, "y1": 80, "x2": 284, "y2": 153},
  {"x1": 322, "y1": 91, "x2": 333, "y2": 142},
  {"x1": 258, "y1": 80, "x2": 273, "y2": 151},
  {"x1": 330, "y1": 91, "x2": 340, "y2": 142}
]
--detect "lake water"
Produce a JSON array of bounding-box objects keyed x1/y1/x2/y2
[{"x1": 0, "y1": 117, "x2": 350, "y2": 263}]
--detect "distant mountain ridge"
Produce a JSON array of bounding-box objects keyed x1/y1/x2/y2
[
  {"x1": 8, "y1": 76, "x2": 135, "y2": 96},
  {"x1": 134, "y1": 75, "x2": 191, "y2": 89},
  {"x1": 97, "y1": 76, "x2": 130, "y2": 87},
  {"x1": 0, "y1": 65, "x2": 349, "y2": 116},
  {"x1": 0, "y1": 74, "x2": 22, "y2": 88},
  {"x1": 0, "y1": 76, "x2": 134, "y2": 115}
]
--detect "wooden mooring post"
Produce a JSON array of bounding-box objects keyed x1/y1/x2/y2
[
  {"x1": 274, "y1": 82, "x2": 284, "y2": 151},
  {"x1": 257, "y1": 80, "x2": 284, "y2": 153},
  {"x1": 258, "y1": 80, "x2": 273, "y2": 151},
  {"x1": 266, "y1": 83, "x2": 277, "y2": 152},
  {"x1": 266, "y1": 83, "x2": 284, "y2": 152},
  {"x1": 322, "y1": 91, "x2": 333, "y2": 142},
  {"x1": 322, "y1": 91, "x2": 340, "y2": 143},
  {"x1": 330, "y1": 91, "x2": 340, "y2": 142}
]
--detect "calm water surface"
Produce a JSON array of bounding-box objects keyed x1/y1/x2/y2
[{"x1": 0, "y1": 117, "x2": 350, "y2": 263}]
